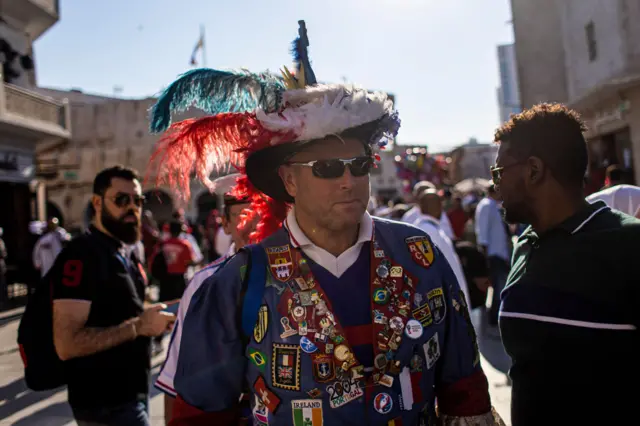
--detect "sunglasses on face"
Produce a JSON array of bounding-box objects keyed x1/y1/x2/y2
[
  {"x1": 106, "y1": 193, "x2": 146, "y2": 208},
  {"x1": 489, "y1": 162, "x2": 523, "y2": 185},
  {"x1": 287, "y1": 156, "x2": 374, "y2": 179}
]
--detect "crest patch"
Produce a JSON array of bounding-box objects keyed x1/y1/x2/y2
[
  {"x1": 272, "y1": 343, "x2": 301, "y2": 391},
  {"x1": 254, "y1": 304, "x2": 269, "y2": 343},
  {"x1": 267, "y1": 245, "x2": 294, "y2": 282},
  {"x1": 405, "y1": 236, "x2": 435, "y2": 269},
  {"x1": 427, "y1": 287, "x2": 446, "y2": 324},
  {"x1": 312, "y1": 355, "x2": 336, "y2": 383}
]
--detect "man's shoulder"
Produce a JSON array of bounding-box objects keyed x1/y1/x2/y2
[{"x1": 373, "y1": 216, "x2": 429, "y2": 238}]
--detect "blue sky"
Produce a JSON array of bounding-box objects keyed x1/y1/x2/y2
[{"x1": 35, "y1": 0, "x2": 513, "y2": 152}]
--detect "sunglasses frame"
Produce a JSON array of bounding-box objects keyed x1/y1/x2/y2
[
  {"x1": 106, "y1": 192, "x2": 146, "y2": 208},
  {"x1": 287, "y1": 156, "x2": 374, "y2": 179}
]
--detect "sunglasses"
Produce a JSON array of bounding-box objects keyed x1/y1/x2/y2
[
  {"x1": 287, "y1": 156, "x2": 374, "y2": 179},
  {"x1": 489, "y1": 162, "x2": 523, "y2": 185},
  {"x1": 106, "y1": 193, "x2": 146, "y2": 208}
]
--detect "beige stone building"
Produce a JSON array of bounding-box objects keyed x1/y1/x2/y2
[
  {"x1": 0, "y1": 1, "x2": 71, "y2": 283},
  {"x1": 34, "y1": 87, "x2": 226, "y2": 232},
  {"x1": 448, "y1": 138, "x2": 498, "y2": 183},
  {"x1": 511, "y1": 0, "x2": 640, "y2": 188}
]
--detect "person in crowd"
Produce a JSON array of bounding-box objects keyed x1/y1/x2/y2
[
  {"x1": 32, "y1": 217, "x2": 71, "y2": 277},
  {"x1": 148, "y1": 22, "x2": 503, "y2": 426},
  {"x1": 493, "y1": 103, "x2": 640, "y2": 425},
  {"x1": 586, "y1": 164, "x2": 640, "y2": 217},
  {"x1": 474, "y1": 184, "x2": 511, "y2": 326},
  {"x1": 155, "y1": 174, "x2": 252, "y2": 423},
  {"x1": 446, "y1": 196, "x2": 467, "y2": 240},
  {"x1": 413, "y1": 189, "x2": 470, "y2": 306},
  {"x1": 402, "y1": 181, "x2": 456, "y2": 240},
  {"x1": 51, "y1": 166, "x2": 176, "y2": 426}
]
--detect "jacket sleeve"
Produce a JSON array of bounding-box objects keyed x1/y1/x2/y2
[
  {"x1": 433, "y1": 245, "x2": 505, "y2": 425},
  {"x1": 171, "y1": 252, "x2": 248, "y2": 425}
]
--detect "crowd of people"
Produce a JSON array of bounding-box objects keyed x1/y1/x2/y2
[{"x1": 12, "y1": 22, "x2": 640, "y2": 426}]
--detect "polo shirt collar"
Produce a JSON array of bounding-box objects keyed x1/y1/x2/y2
[
  {"x1": 283, "y1": 207, "x2": 374, "y2": 249},
  {"x1": 520, "y1": 200, "x2": 610, "y2": 242}
]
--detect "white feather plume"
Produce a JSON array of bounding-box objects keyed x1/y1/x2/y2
[
  {"x1": 255, "y1": 84, "x2": 394, "y2": 143},
  {"x1": 211, "y1": 173, "x2": 241, "y2": 195}
]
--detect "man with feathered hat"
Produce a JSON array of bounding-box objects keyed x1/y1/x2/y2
[{"x1": 148, "y1": 21, "x2": 504, "y2": 426}]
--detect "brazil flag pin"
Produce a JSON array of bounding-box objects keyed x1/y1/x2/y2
[{"x1": 248, "y1": 348, "x2": 267, "y2": 372}]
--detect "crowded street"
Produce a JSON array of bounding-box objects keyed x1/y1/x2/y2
[
  {"x1": 0, "y1": 310, "x2": 512, "y2": 425},
  {"x1": 2, "y1": 0, "x2": 640, "y2": 425}
]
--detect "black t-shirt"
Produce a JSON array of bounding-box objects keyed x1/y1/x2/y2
[
  {"x1": 454, "y1": 241, "x2": 489, "y2": 309},
  {"x1": 51, "y1": 226, "x2": 151, "y2": 409}
]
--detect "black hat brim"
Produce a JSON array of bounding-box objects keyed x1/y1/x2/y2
[{"x1": 245, "y1": 141, "x2": 310, "y2": 203}]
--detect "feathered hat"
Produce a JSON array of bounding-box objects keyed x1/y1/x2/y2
[{"x1": 147, "y1": 20, "x2": 400, "y2": 242}]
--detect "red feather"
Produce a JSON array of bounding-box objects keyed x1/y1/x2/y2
[
  {"x1": 146, "y1": 112, "x2": 295, "y2": 242},
  {"x1": 146, "y1": 113, "x2": 292, "y2": 200},
  {"x1": 232, "y1": 174, "x2": 290, "y2": 243}
]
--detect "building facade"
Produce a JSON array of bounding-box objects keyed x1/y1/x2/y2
[
  {"x1": 448, "y1": 138, "x2": 498, "y2": 183},
  {"x1": 0, "y1": 1, "x2": 71, "y2": 285},
  {"x1": 496, "y1": 43, "x2": 521, "y2": 123},
  {"x1": 511, "y1": 0, "x2": 640, "y2": 188},
  {"x1": 34, "y1": 88, "x2": 223, "y2": 232}
]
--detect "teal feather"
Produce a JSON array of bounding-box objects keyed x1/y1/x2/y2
[{"x1": 150, "y1": 68, "x2": 286, "y2": 133}]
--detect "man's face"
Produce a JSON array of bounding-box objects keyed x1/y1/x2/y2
[
  {"x1": 93, "y1": 177, "x2": 143, "y2": 244},
  {"x1": 494, "y1": 144, "x2": 533, "y2": 224},
  {"x1": 280, "y1": 136, "x2": 371, "y2": 232},
  {"x1": 222, "y1": 203, "x2": 252, "y2": 248}
]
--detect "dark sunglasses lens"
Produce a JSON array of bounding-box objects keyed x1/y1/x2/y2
[
  {"x1": 349, "y1": 157, "x2": 373, "y2": 177},
  {"x1": 312, "y1": 160, "x2": 346, "y2": 178},
  {"x1": 114, "y1": 194, "x2": 145, "y2": 207},
  {"x1": 114, "y1": 194, "x2": 131, "y2": 207}
]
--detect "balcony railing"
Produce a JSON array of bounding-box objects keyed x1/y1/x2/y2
[{"x1": 0, "y1": 80, "x2": 71, "y2": 139}]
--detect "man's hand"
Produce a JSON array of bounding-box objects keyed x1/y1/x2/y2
[{"x1": 135, "y1": 304, "x2": 176, "y2": 337}]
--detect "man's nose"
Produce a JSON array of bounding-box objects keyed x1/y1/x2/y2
[{"x1": 338, "y1": 166, "x2": 356, "y2": 189}]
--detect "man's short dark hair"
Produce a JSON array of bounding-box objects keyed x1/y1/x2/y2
[
  {"x1": 494, "y1": 103, "x2": 588, "y2": 188},
  {"x1": 606, "y1": 165, "x2": 625, "y2": 183},
  {"x1": 93, "y1": 166, "x2": 140, "y2": 196}
]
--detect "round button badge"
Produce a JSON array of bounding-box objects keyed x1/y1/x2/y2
[
  {"x1": 300, "y1": 336, "x2": 318, "y2": 354},
  {"x1": 373, "y1": 392, "x2": 393, "y2": 414},
  {"x1": 405, "y1": 319, "x2": 423, "y2": 339},
  {"x1": 376, "y1": 264, "x2": 389, "y2": 279},
  {"x1": 389, "y1": 316, "x2": 405, "y2": 332},
  {"x1": 334, "y1": 344, "x2": 351, "y2": 362}
]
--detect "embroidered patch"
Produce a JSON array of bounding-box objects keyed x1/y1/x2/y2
[
  {"x1": 254, "y1": 305, "x2": 269, "y2": 343},
  {"x1": 291, "y1": 399, "x2": 323, "y2": 426},
  {"x1": 427, "y1": 288, "x2": 446, "y2": 324},
  {"x1": 423, "y1": 333, "x2": 441, "y2": 369},
  {"x1": 267, "y1": 245, "x2": 294, "y2": 282},
  {"x1": 248, "y1": 348, "x2": 267, "y2": 371},
  {"x1": 405, "y1": 236, "x2": 435, "y2": 269},
  {"x1": 412, "y1": 302, "x2": 433, "y2": 327},
  {"x1": 326, "y1": 378, "x2": 364, "y2": 408},
  {"x1": 253, "y1": 375, "x2": 281, "y2": 414},
  {"x1": 272, "y1": 343, "x2": 301, "y2": 391},
  {"x1": 252, "y1": 394, "x2": 269, "y2": 426},
  {"x1": 312, "y1": 355, "x2": 336, "y2": 383}
]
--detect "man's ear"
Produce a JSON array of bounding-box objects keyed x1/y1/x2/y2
[
  {"x1": 528, "y1": 156, "x2": 545, "y2": 185},
  {"x1": 91, "y1": 194, "x2": 102, "y2": 214},
  {"x1": 279, "y1": 165, "x2": 297, "y2": 199}
]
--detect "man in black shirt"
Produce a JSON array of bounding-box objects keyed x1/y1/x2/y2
[
  {"x1": 492, "y1": 104, "x2": 640, "y2": 425},
  {"x1": 51, "y1": 166, "x2": 176, "y2": 426}
]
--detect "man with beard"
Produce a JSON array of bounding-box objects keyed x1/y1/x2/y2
[
  {"x1": 493, "y1": 104, "x2": 640, "y2": 426},
  {"x1": 51, "y1": 166, "x2": 176, "y2": 426}
]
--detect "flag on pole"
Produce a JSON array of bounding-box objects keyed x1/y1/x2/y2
[{"x1": 190, "y1": 27, "x2": 205, "y2": 66}]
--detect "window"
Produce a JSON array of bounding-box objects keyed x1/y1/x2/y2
[{"x1": 585, "y1": 21, "x2": 597, "y2": 62}]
